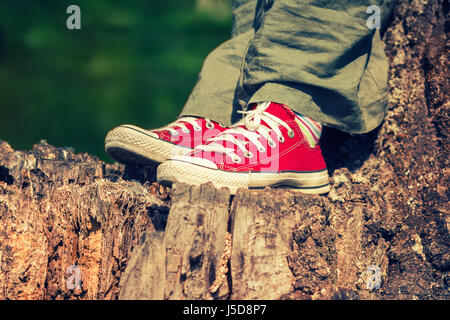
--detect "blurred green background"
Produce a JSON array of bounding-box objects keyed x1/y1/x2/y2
[{"x1": 0, "y1": 0, "x2": 232, "y2": 162}]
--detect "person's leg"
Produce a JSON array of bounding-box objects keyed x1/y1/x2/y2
[
  {"x1": 177, "y1": 31, "x2": 253, "y2": 126},
  {"x1": 157, "y1": 0, "x2": 398, "y2": 194},
  {"x1": 235, "y1": 0, "x2": 396, "y2": 134},
  {"x1": 179, "y1": 0, "x2": 257, "y2": 126}
]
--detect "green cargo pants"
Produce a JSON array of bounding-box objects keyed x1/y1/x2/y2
[{"x1": 180, "y1": 0, "x2": 396, "y2": 133}]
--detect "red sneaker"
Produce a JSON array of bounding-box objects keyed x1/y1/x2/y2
[
  {"x1": 105, "y1": 117, "x2": 227, "y2": 165},
  {"x1": 157, "y1": 102, "x2": 330, "y2": 194}
]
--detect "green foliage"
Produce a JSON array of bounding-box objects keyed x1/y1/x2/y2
[{"x1": 0, "y1": 0, "x2": 231, "y2": 161}]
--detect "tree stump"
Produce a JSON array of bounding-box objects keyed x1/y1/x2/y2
[
  {"x1": 0, "y1": 0, "x2": 448, "y2": 300},
  {"x1": 120, "y1": 183, "x2": 231, "y2": 300},
  {"x1": 0, "y1": 141, "x2": 170, "y2": 299}
]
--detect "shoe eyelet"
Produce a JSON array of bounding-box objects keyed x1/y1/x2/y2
[
  {"x1": 244, "y1": 151, "x2": 254, "y2": 159},
  {"x1": 170, "y1": 130, "x2": 179, "y2": 136},
  {"x1": 206, "y1": 122, "x2": 214, "y2": 129},
  {"x1": 232, "y1": 156, "x2": 242, "y2": 164},
  {"x1": 182, "y1": 128, "x2": 190, "y2": 134},
  {"x1": 257, "y1": 146, "x2": 266, "y2": 153},
  {"x1": 278, "y1": 136, "x2": 285, "y2": 143},
  {"x1": 194, "y1": 126, "x2": 202, "y2": 132},
  {"x1": 288, "y1": 130, "x2": 295, "y2": 138},
  {"x1": 218, "y1": 123, "x2": 227, "y2": 128},
  {"x1": 268, "y1": 140, "x2": 276, "y2": 148}
]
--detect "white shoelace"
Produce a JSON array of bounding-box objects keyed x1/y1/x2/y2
[
  {"x1": 195, "y1": 102, "x2": 294, "y2": 163},
  {"x1": 161, "y1": 117, "x2": 214, "y2": 135}
]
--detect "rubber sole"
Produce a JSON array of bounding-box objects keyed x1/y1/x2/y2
[
  {"x1": 104, "y1": 125, "x2": 192, "y2": 165},
  {"x1": 157, "y1": 159, "x2": 331, "y2": 195}
]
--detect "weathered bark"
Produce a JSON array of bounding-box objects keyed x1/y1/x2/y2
[
  {"x1": 0, "y1": 141, "x2": 170, "y2": 300},
  {"x1": 0, "y1": 0, "x2": 448, "y2": 300},
  {"x1": 120, "y1": 183, "x2": 231, "y2": 300}
]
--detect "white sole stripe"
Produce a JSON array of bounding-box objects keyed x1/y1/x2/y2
[{"x1": 157, "y1": 160, "x2": 330, "y2": 195}]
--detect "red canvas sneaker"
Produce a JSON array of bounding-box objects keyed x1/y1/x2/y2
[
  {"x1": 105, "y1": 117, "x2": 227, "y2": 165},
  {"x1": 157, "y1": 102, "x2": 330, "y2": 194}
]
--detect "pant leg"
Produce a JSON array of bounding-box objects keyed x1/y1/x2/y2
[
  {"x1": 235, "y1": 0, "x2": 397, "y2": 133},
  {"x1": 179, "y1": 0, "x2": 257, "y2": 126},
  {"x1": 232, "y1": 0, "x2": 258, "y2": 37}
]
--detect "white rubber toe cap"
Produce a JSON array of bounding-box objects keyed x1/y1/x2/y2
[{"x1": 169, "y1": 155, "x2": 218, "y2": 169}]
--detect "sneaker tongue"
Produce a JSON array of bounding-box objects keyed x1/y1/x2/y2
[
  {"x1": 247, "y1": 101, "x2": 293, "y2": 126},
  {"x1": 249, "y1": 101, "x2": 290, "y2": 116},
  {"x1": 247, "y1": 101, "x2": 270, "y2": 112},
  {"x1": 227, "y1": 101, "x2": 293, "y2": 142}
]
